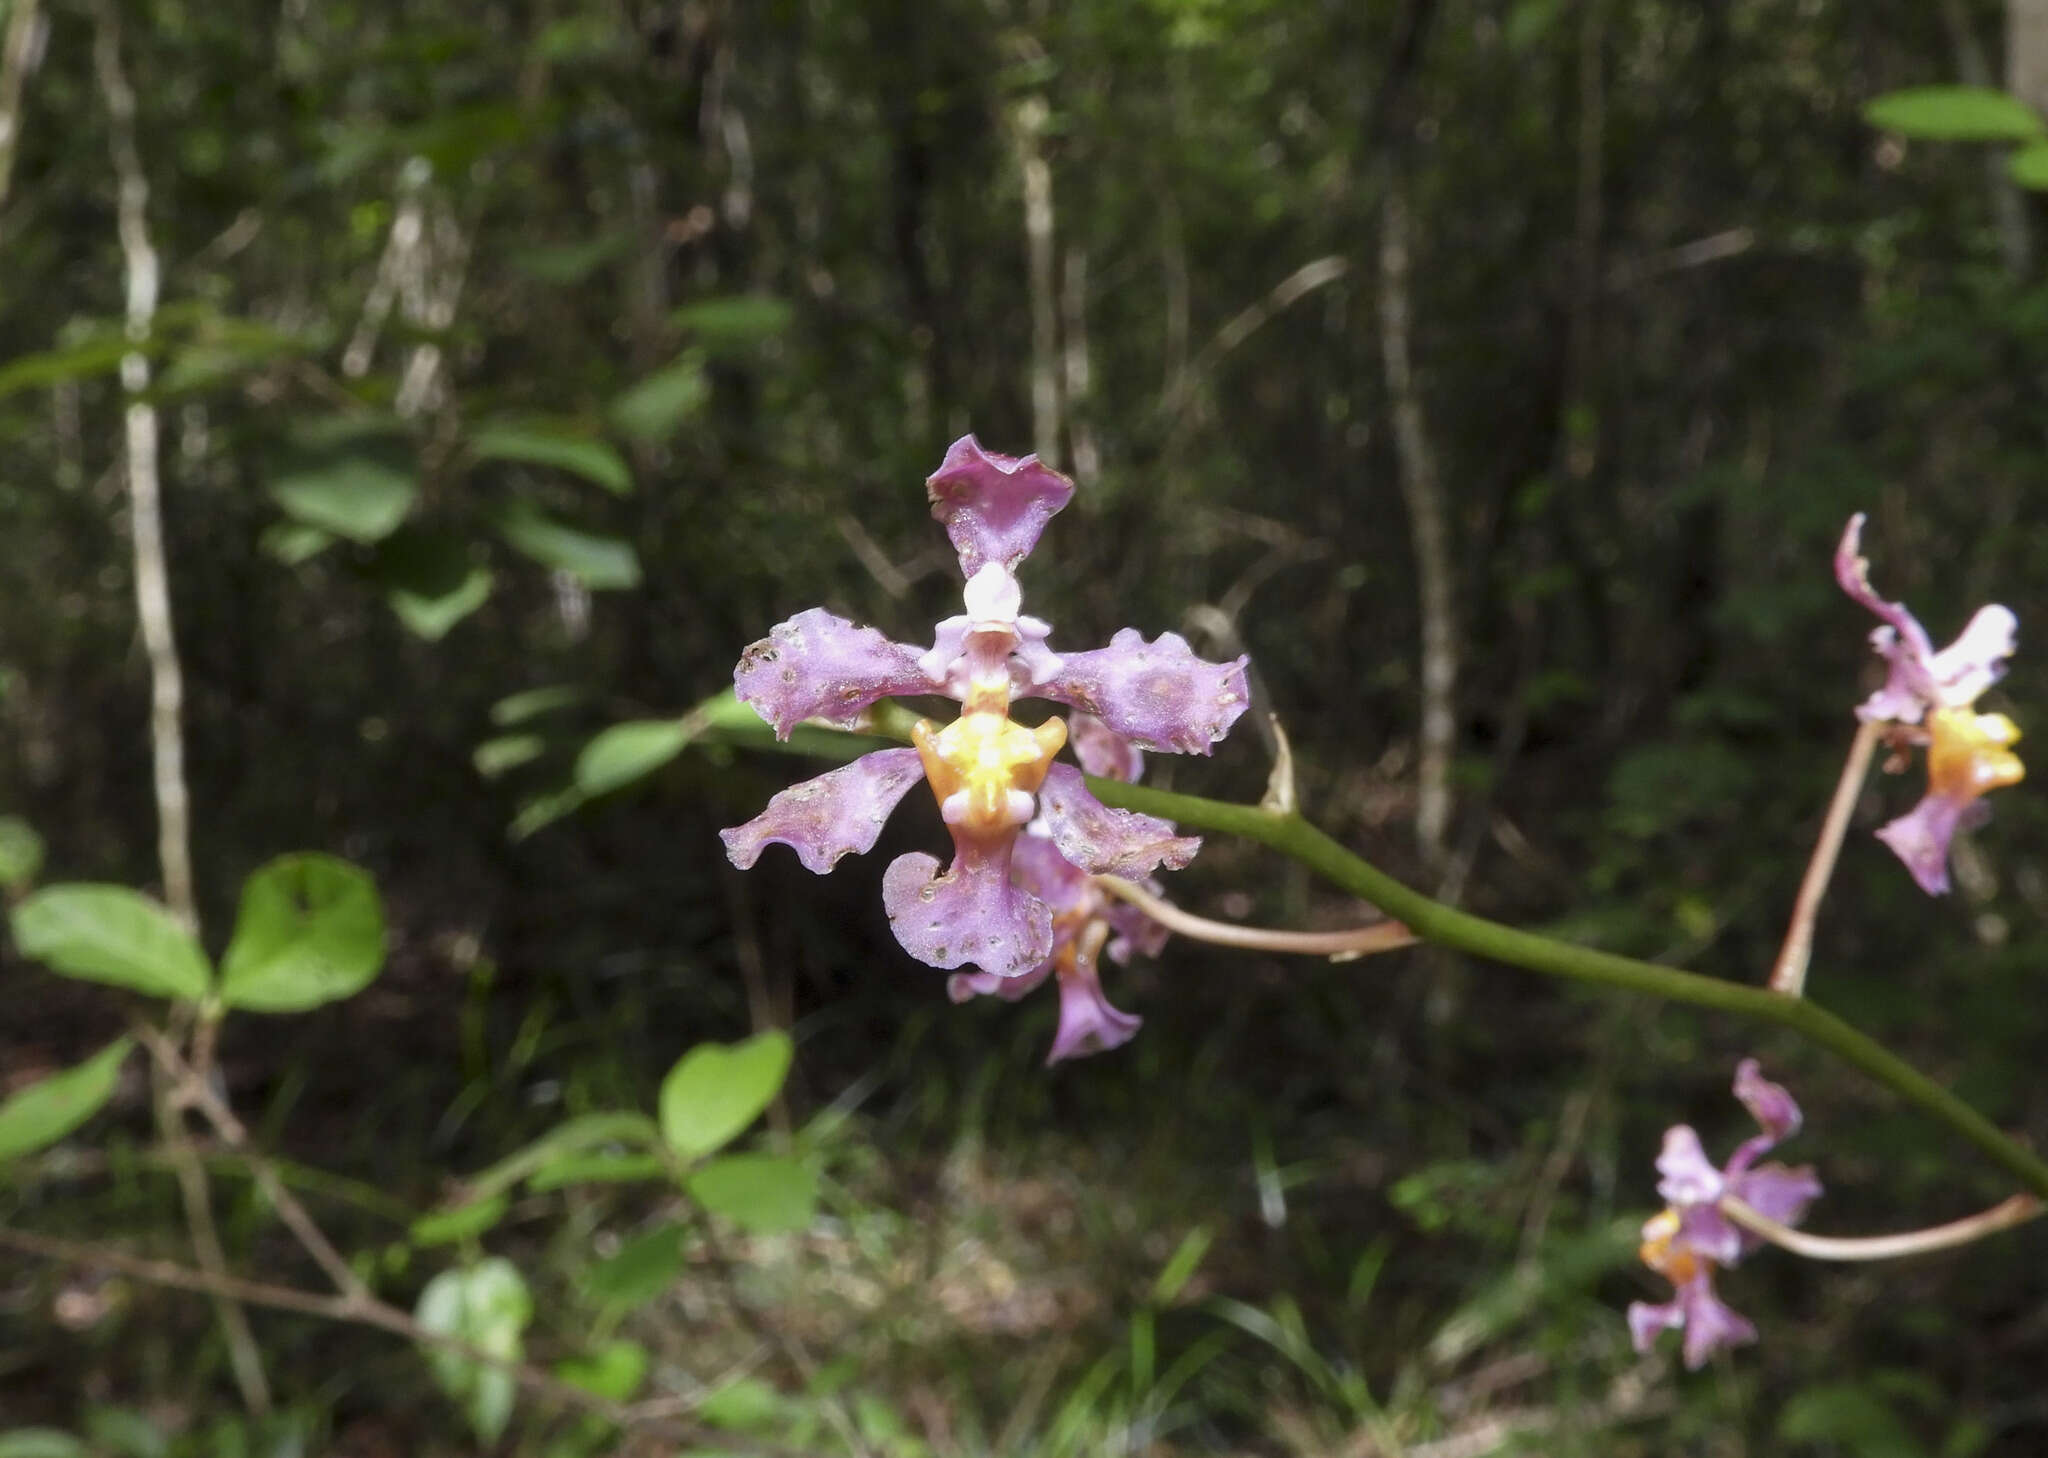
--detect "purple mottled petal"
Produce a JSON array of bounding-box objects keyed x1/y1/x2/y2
[
  {"x1": 1732, "y1": 1058, "x2": 1802, "y2": 1143},
  {"x1": 1655, "y1": 1125, "x2": 1724, "y2": 1207},
  {"x1": 1836, "y1": 514, "x2": 1939, "y2": 724},
  {"x1": 1036, "y1": 764, "x2": 1201, "y2": 878},
  {"x1": 1928, "y1": 605, "x2": 2018, "y2": 708},
  {"x1": 1010, "y1": 828, "x2": 1092, "y2": 915},
  {"x1": 1046, "y1": 963, "x2": 1143, "y2": 1064},
  {"x1": 1874, "y1": 790, "x2": 1974, "y2": 896},
  {"x1": 720, "y1": 748, "x2": 925, "y2": 874},
  {"x1": 882, "y1": 831, "x2": 1053, "y2": 979},
  {"x1": 1677, "y1": 1273, "x2": 1757, "y2": 1370},
  {"x1": 1105, "y1": 894, "x2": 1171, "y2": 964},
  {"x1": 925, "y1": 435, "x2": 1075, "y2": 577},
  {"x1": 1729, "y1": 1162, "x2": 1823, "y2": 1257},
  {"x1": 1628, "y1": 1298, "x2": 1685, "y2": 1355},
  {"x1": 1069, "y1": 711, "x2": 1145, "y2": 782},
  {"x1": 1042, "y1": 629, "x2": 1251, "y2": 754},
  {"x1": 948, "y1": 961, "x2": 1052, "y2": 1005},
  {"x1": 735, "y1": 608, "x2": 935, "y2": 738},
  {"x1": 1675, "y1": 1204, "x2": 1744, "y2": 1268}
]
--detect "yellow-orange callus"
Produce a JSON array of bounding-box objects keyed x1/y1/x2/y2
[
  {"x1": 912, "y1": 710, "x2": 1068, "y2": 836},
  {"x1": 1926, "y1": 706, "x2": 2024, "y2": 802}
]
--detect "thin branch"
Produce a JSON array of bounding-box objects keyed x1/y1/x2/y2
[
  {"x1": 1010, "y1": 94, "x2": 1060, "y2": 463},
  {"x1": 1721, "y1": 1192, "x2": 2042, "y2": 1262},
  {"x1": 1166, "y1": 255, "x2": 1350, "y2": 423},
  {"x1": 1769, "y1": 720, "x2": 1880, "y2": 996},
  {"x1": 1092, "y1": 875, "x2": 1415, "y2": 960}
]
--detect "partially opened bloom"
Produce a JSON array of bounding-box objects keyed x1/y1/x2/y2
[
  {"x1": 722, "y1": 437, "x2": 1249, "y2": 980},
  {"x1": 1836, "y1": 514, "x2": 2023, "y2": 895},
  {"x1": 1629, "y1": 1059, "x2": 1822, "y2": 1369}
]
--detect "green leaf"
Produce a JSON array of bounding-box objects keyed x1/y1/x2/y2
[
  {"x1": 411, "y1": 1193, "x2": 511, "y2": 1247},
  {"x1": 470, "y1": 420, "x2": 632, "y2": 495},
  {"x1": 698, "y1": 1376, "x2": 784, "y2": 1433},
  {"x1": 1779, "y1": 1383, "x2": 1924, "y2": 1458},
  {"x1": 672, "y1": 295, "x2": 794, "y2": 351},
  {"x1": 0, "y1": 1040, "x2": 133, "y2": 1164},
  {"x1": 686, "y1": 1153, "x2": 818, "y2": 1235},
  {"x1": 527, "y1": 1151, "x2": 666, "y2": 1192},
  {"x1": 373, "y1": 529, "x2": 493, "y2": 641},
  {"x1": 270, "y1": 454, "x2": 418, "y2": 544},
  {"x1": 2011, "y1": 141, "x2": 2048, "y2": 189},
  {"x1": 0, "y1": 1430, "x2": 91, "y2": 1458},
  {"x1": 609, "y1": 356, "x2": 709, "y2": 441},
  {"x1": 474, "y1": 734, "x2": 545, "y2": 778},
  {"x1": 555, "y1": 1340, "x2": 648, "y2": 1402},
  {"x1": 658, "y1": 1031, "x2": 793, "y2": 1161},
  {"x1": 509, "y1": 787, "x2": 589, "y2": 841},
  {"x1": 0, "y1": 817, "x2": 44, "y2": 889},
  {"x1": 416, "y1": 1258, "x2": 532, "y2": 1445},
  {"x1": 260, "y1": 522, "x2": 336, "y2": 565},
  {"x1": 582, "y1": 1222, "x2": 689, "y2": 1310},
  {"x1": 493, "y1": 501, "x2": 641, "y2": 590},
  {"x1": 1863, "y1": 86, "x2": 2045, "y2": 142},
  {"x1": 508, "y1": 233, "x2": 629, "y2": 285},
  {"x1": 218, "y1": 854, "x2": 386, "y2": 1013},
  {"x1": 1150, "y1": 1225, "x2": 1214, "y2": 1305},
  {"x1": 491, "y1": 684, "x2": 585, "y2": 726},
  {"x1": 575, "y1": 720, "x2": 691, "y2": 795},
  {"x1": 12, "y1": 887, "x2": 210, "y2": 1002},
  {"x1": 0, "y1": 334, "x2": 135, "y2": 400}
]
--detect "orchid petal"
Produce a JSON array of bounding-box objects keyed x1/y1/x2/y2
[
  {"x1": 1068, "y1": 710, "x2": 1145, "y2": 782},
  {"x1": 1046, "y1": 961, "x2": 1143, "y2": 1064},
  {"x1": 735, "y1": 608, "x2": 934, "y2": 738},
  {"x1": 1654, "y1": 1125, "x2": 1724, "y2": 1207},
  {"x1": 1041, "y1": 629, "x2": 1250, "y2": 754},
  {"x1": 882, "y1": 832, "x2": 1053, "y2": 979},
  {"x1": 1836, "y1": 513, "x2": 1939, "y2": 722},
  {"x1": 1729, "y1": 1162, "x2": 1823, "y2": 1250},
  {"x1": 925, "y1": 435, "x2": 1075, "y2": 577},
  {"x1": 720, "y1": 748, "x2": 925, "y2": 874},
  {"x1": 1927, "y1": 604, "x2": 2018, "y2": 708},
  {"x1": 1035, "y1": 763, "x2": 1201, "y2": 878},
  {"x1": 1874, "y1": 791, "x2": 1976, "y2": 896},
  {"x1": 1627, "y1": 1298, "x2": 1685, "y2": 1355},
  {"x1": 1677, "y1": 1273, "x2": 1757, "y2": 1369}
]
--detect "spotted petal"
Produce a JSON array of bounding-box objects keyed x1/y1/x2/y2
[
  {"x1": 1035, "y1": 763, "x2": 1201, "y2": 879},
  {"x1": 882, "y1": 832, "x2": 1053, "y2": 979},
  {"x1": 1874, "y1": 791, "x2": 1980, "y2": 896},
  {"x1": 720, "y1": 748, "x2": 925, "y2": 874},
  {"x1": 948, "y1": 962, "x2": 1052, "y2": 1005},
  {"x1": 1068, "y1": 711, "x2": 1145, "y2": 782},
  {"x1": 925, "y1": 435, "x2": 1075, "y2": 577},
  {"x1": 735, "y1": 608, "x2": 934, "y2": 738},
  {"x1": 1047, "y1": 962, "x2": 1143, "y2": 1064},
  {"x1": 1042, "y1": 629, "x2": 1250, "y2": 754}
]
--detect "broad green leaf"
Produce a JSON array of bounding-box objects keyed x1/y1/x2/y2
[
  {"x1": 374, "y1": 530, "x2": 492, "y2": 641},
  {"x1": 411, "y1": 1193, "x2": 510, "y2": 1247},
  {"x1": 12, "y1": 886, "x2": 210, "y2": 1002},
  {"x1": 672, "y1": 295, "x2": 794, "y2": 350},
  {"x1": 609, "y1": 356, "x2": 708, "y2": 441},
  {"x1": 218, "y1": 853, "x2": 386, "y2": 1013},
  {"x1": 79, "y1": 1409, "x2": 161, "y2": 1458},
  {"x1": 2011, "y1": 142, "x2": 2048, "y2": 189},
  {"x1": 0, "y1": 817, "x2": 44, "y2": 889},
  {"x1": 474, "y1": 734, "x2": 545, "y2": 778},
  {"x1": 555, "y1": 1340, "x2": 648, "y2": 1401},
  {"x1": 0, "y1": 1040, "x2": 133, "y2": 1163},
  {"x1": 508, "y1": 787, "x2": 588, "y2": 841},
  {"x1": 698, "y1": 1376, "x2": 784, "y2": 1433},
  {"x1": 0, "y1": 1430, "x2": 90, "y2": 1458},
  {"x1": 658, "y1": 1031, "x2": 792, "y2": 1161},
  {"x1": 260, "y1": 522, "x2": 335, "y2": 566},
  {"x1": 491, "y1": 684, "x2": 585, "y2": 726},
  {"x1": 508, "y1": 233, "x2": 628, "y2": 285},
  {"x1": 270, "y1": 454, "x2": 417, "y2": 544},
  {"x1": 527, "y1": 1151, "x2": 666, "y2": 1192},
  {"x1": 582, "y1": 1222, "x2": 689, "y2": 1309},
  {"x1": 1863, "y1": 86, "x2": 2045, "y2": 142},
  {"x1": 494, "y1": 501, "x2": 641, "y2": 590},
  {"x1": 470, "y1": 420, "x2": 632, "y2": 495},
  {"x1": 0, "y1": 335, "x2": 135, "y2": 400},
  {"x1": 575, "y1": 720, "x2": 691, "y2": 795},
  {"x1": 416, "y1": 1259, "x2": 532, "y2": 1445},
  {"x1": 685, "y1": 1153, "x2": 818, "y2": 1235}
]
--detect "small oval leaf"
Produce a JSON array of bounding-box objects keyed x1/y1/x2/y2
[
  {"x1": 0, "y1": 817, "x2": 45, "y2": 889},
  {"x1": 658, "y1": 1031, "x2": 792, "y2": 1161},
  {"x1": 685, "y1": 1152, "x2": 818, "y2": 1235},
  {"x1": 0, "y1": 1039, "x2": 133, "y2": 1164},
  {"x1": 219, "y1": 854, "x2": 386, "y2": 1013},
  {"x1": 11, "y1": 887, "x2": 210, "y2": 1002},
  {"x1": 270, "y1": 454, "x2": 418, "y2": 544},
  {"x1": 416, "y1": 1258, "x2": 532, "y2": 1444},
  {"x1": 411, "y1": 1193, "x2": 511, "y2": 1247},
  {"x1": 494, "y1": 502, "x2": 641, "y2": 589},
  {"x1": 1863, "y1": 85, "x2": 2046, "y2": 142},
  {"x1": 575, "y1": 720, "x2": 691, "y2": 795},
  {"x1": 470, "y1": 420, "x2": 632, "y2": 495}
]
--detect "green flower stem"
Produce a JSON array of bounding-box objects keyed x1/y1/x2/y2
[{"x1": 1085, "y1": 776, "x2": 2048, "y2": 1200}]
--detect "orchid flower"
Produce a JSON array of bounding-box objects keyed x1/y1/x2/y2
[
  {"x1": 721, "y1": 437, "x2": 1250, "y2": 980},
  {"x1": 1836, "y1": 514, "x2": 2023, "y2": 895},
  {"x1": 1629, "y1": 1059, "x2": 1822, "y2": 1369},
  {"x1": 948, "y1": 714, "x2": 1171, "y2": 1063}
]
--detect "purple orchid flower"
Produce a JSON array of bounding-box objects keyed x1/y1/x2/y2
[
  {"x1": 721, "y1": 438, "x2": 1249, "y2": 980},
  {"x1": 948, "y1": 714, "x2": 1172, "y2": 1064},
  {"x1": 1629, "y1": 1059, "x2": 1822, "y2": 1370},
  {"x1": 1836, "y1": 514, "x2": 2024, "y2": 895}
]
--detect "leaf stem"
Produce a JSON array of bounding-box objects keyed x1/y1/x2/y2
[
  {"x1": 1720, "y1": 1192, "x2": 2042, "y2": 1262},
  {"x1": 1769, "y1": 720, "x2": 1880, "y2": 997},
  {"x1": 1091, "y1": 875, "x2": 1415, "y2": 958}
]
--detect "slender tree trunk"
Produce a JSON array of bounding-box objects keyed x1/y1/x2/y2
[
  {"x1": 1947, "y1": 0, "x2": 2033, "y2": 276},
  {"x1": 0, "y1": 0, "x2": 45, "y2": 209},
  {"x1": 1011, "y1": 95, "x2": 1061, "y2": 463}
]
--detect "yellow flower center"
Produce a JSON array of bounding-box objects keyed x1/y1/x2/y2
[
  {"x1": 1925, "y1": 705, "x2": 2025, "y2": 803},
  {"x1": 1638, "y1": 1207, "x2": 1703, "y2": 1284},
  {"x1": 912, "y1": 675, "x2": 1067, "y2": 839}
]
